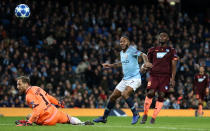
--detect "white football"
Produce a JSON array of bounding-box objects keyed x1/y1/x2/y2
[{"x1": 15, "y1": 4, "x2": 30, "y2": 18}]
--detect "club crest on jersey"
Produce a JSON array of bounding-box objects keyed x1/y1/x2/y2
[
  {"x1": 157, "y1": 52, "x2": 167, "y2": 58},
  {"x1": 166, "y1": 49, "x2": 170, "y2": 52},
  {"x1": 165, "y1": 86, "x2": 168, "y2": 90},
  {"x1": 30, "y1": 101, "x2": 39, "y2": 108},
  {"x1": 124, "y1": 53, "x2": 128, "y2": 59},
  {"x1": 30, "y1": 101, "x2": 35, "y2": 108}
]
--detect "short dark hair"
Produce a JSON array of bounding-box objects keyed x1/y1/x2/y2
[
  {"x1": 158, "y1": 30, "x2": 169, "y2": 34},
  {"x1": 121, "y1": 34, "x2": 130, "y2": 41},
  {"x1": 17, "y1": 76, "x2": 30, "y2": 84}
]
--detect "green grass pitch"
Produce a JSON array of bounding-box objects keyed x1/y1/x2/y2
[{"x1": 0, "y1": 116, "x2": 210, "y2": 131}]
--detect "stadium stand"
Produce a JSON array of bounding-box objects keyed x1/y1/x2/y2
[{"x1": 0, "y1": 0, "x2": 209, "y2": 109}]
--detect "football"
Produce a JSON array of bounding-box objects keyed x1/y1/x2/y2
[{"x1": 15, "y1": 4, "x2": 30, "y2": 18}]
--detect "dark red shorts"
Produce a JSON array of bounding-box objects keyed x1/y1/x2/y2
[
  {"x1": 195, "y1": 91, "x2": 205, "y2": 100},
  {"x1": 147, "y1": 76, "x2": 170, "y2": 93}
]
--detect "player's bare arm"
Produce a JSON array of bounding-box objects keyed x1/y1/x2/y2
[
  {"x1": 102, "y1": 62, "x2": 121, "y2": 68},
  {"x1": 170, "y1": 60, "x2": 177, "y2": 88},
  {"x1": 206, "y1": 75, "x2": 209, "y2": 96},
  {"x1": 141, "y1": 53, "x2": 152, "y2": 68},
  {"x1": 140, "y1": 53, "x2": 152, "y2": 73},
  {"x1": 206, "y1": 88, "x2": 209, "y2": 96}
]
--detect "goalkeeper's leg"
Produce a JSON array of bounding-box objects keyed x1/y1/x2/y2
[{"x1": 58, "y1": 110, "x2": 94, "y2": 125}]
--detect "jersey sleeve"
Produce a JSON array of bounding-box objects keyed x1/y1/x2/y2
[
  {"x1": 192, "y1": 75, "x2": 197, "y2": 91},
  {"x1": 171, "y1": 48, "x2": 178, "y2": 61},
  {"x1": 206, "y1": 75, "x2": 209, "y2": 88},
  {"x1": 40, "y1": 88, "x2": 59, "y2": 106},
  {"x1": 26, "y1": 93, "x2": 43, "y2": 123},
  {"x1": 147, "y1": 48, "x2": 153, "y2": 63},
  {"x1": 46, "y1": 93, "x2": 59, "y2": 105},
  {"x1": 130, "y1": 47, "x2": 141, "y2": 56}
]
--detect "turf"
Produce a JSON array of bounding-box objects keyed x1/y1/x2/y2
[{"x1": 0, "y1": 116, "x2": 210, "y2": 131}]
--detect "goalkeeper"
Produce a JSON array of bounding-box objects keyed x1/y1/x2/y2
[{"x1": 15, "y1": 76, "x2": 93, "y2": 126}]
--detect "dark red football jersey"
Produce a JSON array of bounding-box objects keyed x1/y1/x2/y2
[
  {"x1": 193, "y1": 74, "x2": 209, "y2": 93},
  {"x1": 147, "y1": 46, "x2": 178, "y2": 77}
]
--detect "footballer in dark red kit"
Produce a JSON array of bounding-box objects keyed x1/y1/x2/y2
[
  {"x1": 140, "y1": 32, "x2": 178, "y2": 124},
  {"x1": 193, "y1": 66, "x2": 209, "y2": 117}
]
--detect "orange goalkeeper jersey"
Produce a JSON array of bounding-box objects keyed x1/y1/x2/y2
[{"x1": 26, "y1": 86, "x2": 60, "y2": 124}]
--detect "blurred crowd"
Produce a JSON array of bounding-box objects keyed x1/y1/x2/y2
[{"x1": 0, "y1": 0, "x2": 210, "y2": 109}]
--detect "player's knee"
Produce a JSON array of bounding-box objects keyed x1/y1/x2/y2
[
  {"x1": 109, "y1": 94, "x2": 117, "y2": 102},
  {"x1": 198, "y1": 99, "x2": 203, "y2": 105},
  {"x1": 26, "y1": 114, "x2": 32, "y2": 120},
  {"x1": 121, "y1": 92, "x2": 129, "y2": 99},
  {"x1": 158, "y1": 92, "x2": 165, "y2": 102},
  {"x1": 198, "y1": 102, "x2": 203, "y2": 106},
  {"x1": 147, "y1": 89, "x2": 155, "y2": 98}
]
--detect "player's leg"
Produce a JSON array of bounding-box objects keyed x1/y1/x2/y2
[
  {"x1": 198, "y1": 99, "x2": 203, "y2": 116},
  {"x1": 151, "y1": 91, "x2": 165, "y2": 124},
  {"x1": 56, "y1": 110, "x2": 70, "y2": 124},
  {"x1": 141, "y1": 77, "x2": 157, "y2": 124},
  {"x1": 93, "y1": 88, "x2": 122, "y2": 123},
  {"x1": 198, "y1": 88, "x2": 209, "y2": 116},
  {"x1": 94, "y1": 80, "x2": 126, "y2": 123},
  {"x1": 195, "y1": 94, "x2": 199, "y2": 116},
  {"x1": 196, "y1": 93, "x2": 204, "y2": 116},
  {"x1": 122, "y1": 78, "x2": 141, "y2": 124},
  {"x1": 150, "y1": 76, "x2": 170, "y2": 124},
  {"x1": 122, "y1": 86, "x2": 139, "y2": 124},
  {"x1": 68, "y1": 115, "x2": 94, "y2": 125},
  {"x1": 53, "y1": 110, "x2": 93, "y2": 125},
  {"x1": 26, "y1": 114, "x2": 32, "y2": 120},
  {"x1": 140, "y1": 89, "x2": 155, "y2": 124},
  {"x1": 42, "y1": 108, "x2": 60, "y2": 125}
]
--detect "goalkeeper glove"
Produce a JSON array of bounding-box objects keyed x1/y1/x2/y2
[
  {"x1": 58, "y1": 101, "x2": 65, "y2": 108},
  {"x1": 15, "y1": 120, "x2": 27, "y2": 125},
  {"x1": 16, "y1": 120, "x2": 32, "y2": 126}
]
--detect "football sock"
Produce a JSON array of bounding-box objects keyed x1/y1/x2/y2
[
  {"x1": 152, "y1": 101, "x2": 163, "y2": 119},
  {"x1": 103, "y1": 101, "x2": 115, "y2": 119},
  {"x1": 198, "y1": 104, "x2": 203, "y2": 115},
  {"x1": 143, "y1": 96, "x2": 153, "y2": 115},
  {"x1": 125, "y1": 97, "x2": 138, "y2": 116},
  {"x1": 70, "y1": 117, "x2": 82, "y2": 125}
]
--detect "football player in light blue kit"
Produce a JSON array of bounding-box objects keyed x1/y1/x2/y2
[{"x1": 93, "y1": 35, "x2": 152, "y2": 124}]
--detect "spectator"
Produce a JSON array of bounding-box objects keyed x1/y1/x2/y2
[{"x1": 0, "y1": 0, "x2": 209, "y2": 109}]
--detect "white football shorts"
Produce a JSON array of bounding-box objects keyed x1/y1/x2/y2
[{"x1": 116, "y1": 78, "x2": 141, "y2": 92}]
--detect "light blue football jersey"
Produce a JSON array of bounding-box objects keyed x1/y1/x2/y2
[{"x1": 120, "y1": 46, "x2": 142, "y2": 80}]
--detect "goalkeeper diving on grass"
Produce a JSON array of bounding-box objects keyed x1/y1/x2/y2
[{"x1": 15, "y1": 76, "x2": 93, "y2": 126}]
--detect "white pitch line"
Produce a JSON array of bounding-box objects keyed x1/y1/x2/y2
[
  {"x1": 0, "y1": 124, "x2": 209, "y2": 131},
  {"x1": 94, "y1": 125, "x2": 210, "y2": 131},
  {"x1": 0, "y1": 124, "x2": 13, "y2": 126}
]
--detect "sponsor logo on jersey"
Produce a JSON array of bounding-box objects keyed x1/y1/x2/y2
[
  {"x1": 122, "y1": 60, "x2": 129, "y2": 64},
  {"x1": 30, "y1": 101, "x2": 39, "y2": 108},
  {"x1": 157, "y1": 52, "x2": 167, "y2": 58},
  {"x1": 198, "y1": 78, "x2": 204, "y2": 82}
]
